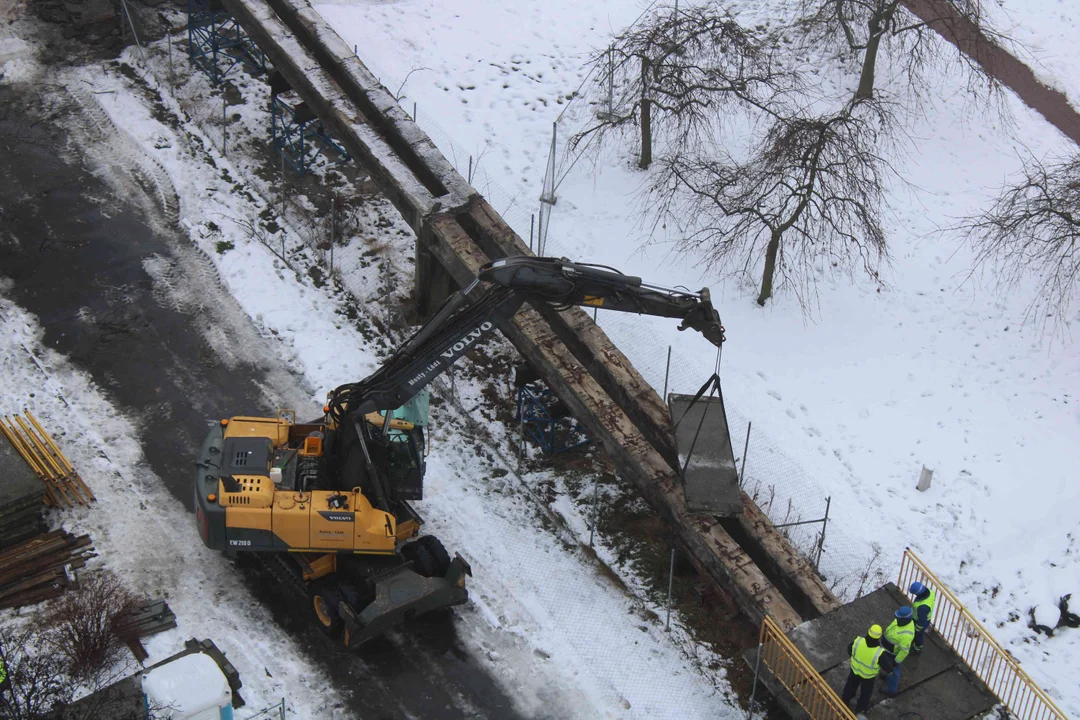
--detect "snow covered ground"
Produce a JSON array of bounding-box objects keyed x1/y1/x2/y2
[
  {"x1": 990, "y1": 0, "x2": 1080, "y2": 111},
  {"x1": 313, "y1": 0, "x2": 1080, "y2": 714},
  {"x1": 0, "y1": 300, "x2": 349, "y2": 718}
]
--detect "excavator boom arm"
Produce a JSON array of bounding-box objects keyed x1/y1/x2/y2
[{"x1": 327, "y1": 256, "x2": 724, "y2": 423}]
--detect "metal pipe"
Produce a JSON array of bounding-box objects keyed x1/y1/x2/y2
[{"x1": 739, "y1": 421, "x2": 751, "y2": 487}]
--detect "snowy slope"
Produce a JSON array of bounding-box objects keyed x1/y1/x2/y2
[{"x1": 313, "y1": 0, "x2": 1080, "y2": 714}]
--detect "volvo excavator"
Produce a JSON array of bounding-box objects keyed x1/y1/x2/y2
[{"x1": 194, "y1": 256, "x2": 725, "y2": 647}]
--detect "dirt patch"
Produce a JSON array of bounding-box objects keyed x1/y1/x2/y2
[{"x1": 901, "y1": 0, "x2": 1080, "y2": 147}]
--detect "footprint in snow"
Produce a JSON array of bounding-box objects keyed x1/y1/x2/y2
[
  {"x1": 786, "y1": 408, "x2": 796, "y2": 418},
  {"x1": 756, "y1": 370, "x2": 768, "y2": 380},
  {"x1": 767, "y1": 389, "x2": 782, "y2": 401}
]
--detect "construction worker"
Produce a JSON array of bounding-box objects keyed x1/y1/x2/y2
[
  {"x1": 910, "y1": 581, "x2": 936, "y2": 652},
  {"x1": 841, "y1": 624, "x2": 895, "y2": 714},
  {"x1": 882, "y1": 606, "x2": 915, "y2": 694}
]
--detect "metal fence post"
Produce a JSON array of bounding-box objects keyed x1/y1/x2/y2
[
  {"x1": 665, "y1": 545, "x2": 675, "y2": 630},
  {"x1": 517, "y1": 398, "x2": 526, "y2": 472},
  {"x1": 330, "y1": 193, "x2": 336, "y2": 275},
  {"x1": 529, "y1": 213, "x2": 534, "y2": 252},
  {"x1": 662, "y1": 345, "x2": 672, "y2": 401},
  {"x1": 588, "y1": 474, "x2": 600, "y2": 547},
  {"x1": 747, "y1": 639, "x2": 763, "y2": 719},
  {"x1": 222, "y1": 94, "x2": 227, "y2": 156},
  {"x1": 739, "y1": 421, "x2": 751, "y2": 487},
  {"x1": 815, "y1": 496, "x2": 831, "y2": 571}
]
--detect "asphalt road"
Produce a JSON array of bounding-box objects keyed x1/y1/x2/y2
[{"x1": 0, "y1": 83, "x2": 522, "y2": 720}]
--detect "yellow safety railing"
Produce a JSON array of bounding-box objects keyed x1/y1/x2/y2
[
  {"x1": 898, "y1": 548, "x2": 1069, "y2": 720},
  {"x1": 757, "y1": 615, "x2": 856, "y2": 720}
]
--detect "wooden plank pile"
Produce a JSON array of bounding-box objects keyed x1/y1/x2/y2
[
  {"x1": 117, "y1": 599, "x2": 178, "y2": 663},
  {"x1": 0, "y1": 529, "x2": 95, "y2": 609},
  {"x1": 0, "y1": 425, "x2": 46, "y2": 549},
  {"x1": 0, "y1": 412, "x2": 95, "y2": 509}
]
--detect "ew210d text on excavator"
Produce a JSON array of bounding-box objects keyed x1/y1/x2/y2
[{"x1": 193, "y1": 256, "x2": 725, "y2": 647}]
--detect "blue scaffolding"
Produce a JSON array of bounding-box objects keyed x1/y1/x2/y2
[
  {"x1": 515, "y1": 383, "x2": 590, "y2": 455},
  {"x1": 271, "y1": 91, "x2": 350, "y2": 176},
  {"x1": 187, "y1": 0, "x2": 265, "y2": 84}
]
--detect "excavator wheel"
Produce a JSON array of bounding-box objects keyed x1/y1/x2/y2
[
  {"x1": 418, "y1": 536, "x2": 452, "y2": 578},
  {"x1": 309, "y1": 582, "x2": 344, "y2": 637}
]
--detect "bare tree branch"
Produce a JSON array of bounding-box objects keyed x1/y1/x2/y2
[
  {"x1": 796, "y1": 0, "x2": 1013, "y2": 106},
  {"x1": 645, "y1": 97, "x2": 894, "y2": 307},
  {"x1": 956, "y1": 153, "x2": 1080, "y2": 328},
  {"x1": 571, "y1": 1, "x2": 794, "y2": 164}
]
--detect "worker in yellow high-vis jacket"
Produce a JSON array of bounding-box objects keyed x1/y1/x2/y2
[
  {"x1": 841, "y1": 624, "x2": 895, "y2": 714},
  {"x1": 910, "y1": 581, "x2": 937, "y2": 652},
  {"x1": 882, "y1": 606, "x2": 915, "y2": 695}
]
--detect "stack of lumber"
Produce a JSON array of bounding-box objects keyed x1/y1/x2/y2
[
  {"x1": 0, "y1": 530, "x2": 95, "y2": 609},
  {"x1": 0, "y1": 411, "x2": 94, "y2": 509},
  {"x1": 0, "y1": 426, "x2": 46, "y2": 549},
  {"x1": 117, "y1": 599, "x2": 178, "y2": 663}
]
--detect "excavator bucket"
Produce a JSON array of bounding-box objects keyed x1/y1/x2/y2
[{"x1": 340, "y1": 554, "x2": 471, "y2": 648}]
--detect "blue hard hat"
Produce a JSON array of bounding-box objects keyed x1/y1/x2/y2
[
  {"x1": 895, "y1": 606, "x2": 913, "y2": 619},
  {"x1": 909, "y1": 581, "x2": 926, "y2": 595}
]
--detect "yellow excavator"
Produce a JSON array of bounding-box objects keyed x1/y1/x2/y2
[{"x1": 194, "y1": 256, "x2": 725, "y2": 647}]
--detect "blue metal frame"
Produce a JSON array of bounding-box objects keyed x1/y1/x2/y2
[
  {"x1": 515, "y1": 384, "x2": 589, "y2": 455},
  {"x1": 187, "y1": 0, "x2": 265, "y2": 85},
  {"x1": 271, "y1": 94, "x2": 350, "y2": 176}
]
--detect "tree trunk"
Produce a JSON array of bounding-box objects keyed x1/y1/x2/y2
[
  {"x1": 757, "y1": 229, "x2": 782, "y2": 306},
  {"x1": 639, "y1": 57, "x2": 652, "y2": 170},
  {"x1": 855, "y1": 16, "x2": 884, "y2": 99}
]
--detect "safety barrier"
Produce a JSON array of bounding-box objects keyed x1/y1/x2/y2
[
  {"x1": 898, "y1": 548, "x2": 1069, "y2": 720},
  {"x1": 755, "y1": 615, "x2": 856, "y2": 720}
]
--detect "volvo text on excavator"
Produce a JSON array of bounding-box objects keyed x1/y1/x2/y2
[{"x1": 193, "y1": 256, "x2": 724, "y2": 647}]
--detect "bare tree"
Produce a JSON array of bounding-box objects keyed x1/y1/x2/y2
[
  {"x1": 0, "y1": 622, "x2": 73, "y2": 719},
  {"x1": 957, "y1": 153, "x2": 1080, "y2": 325},
  {"x1": 572, "y1": 1, "x2": 790, "y2": 169},
  {"x1": 44, "y1": 570, "x2": 142, "y2": 682},
  {"x1": 798, "y1": 0, "x2": 1008, "y2": 102},
  {"x1": 647, "y1": 98, "x2": 892, "y2": 306},
  {"x1": 0, "y1": 573, "x2": 165, "y2": 720}
]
